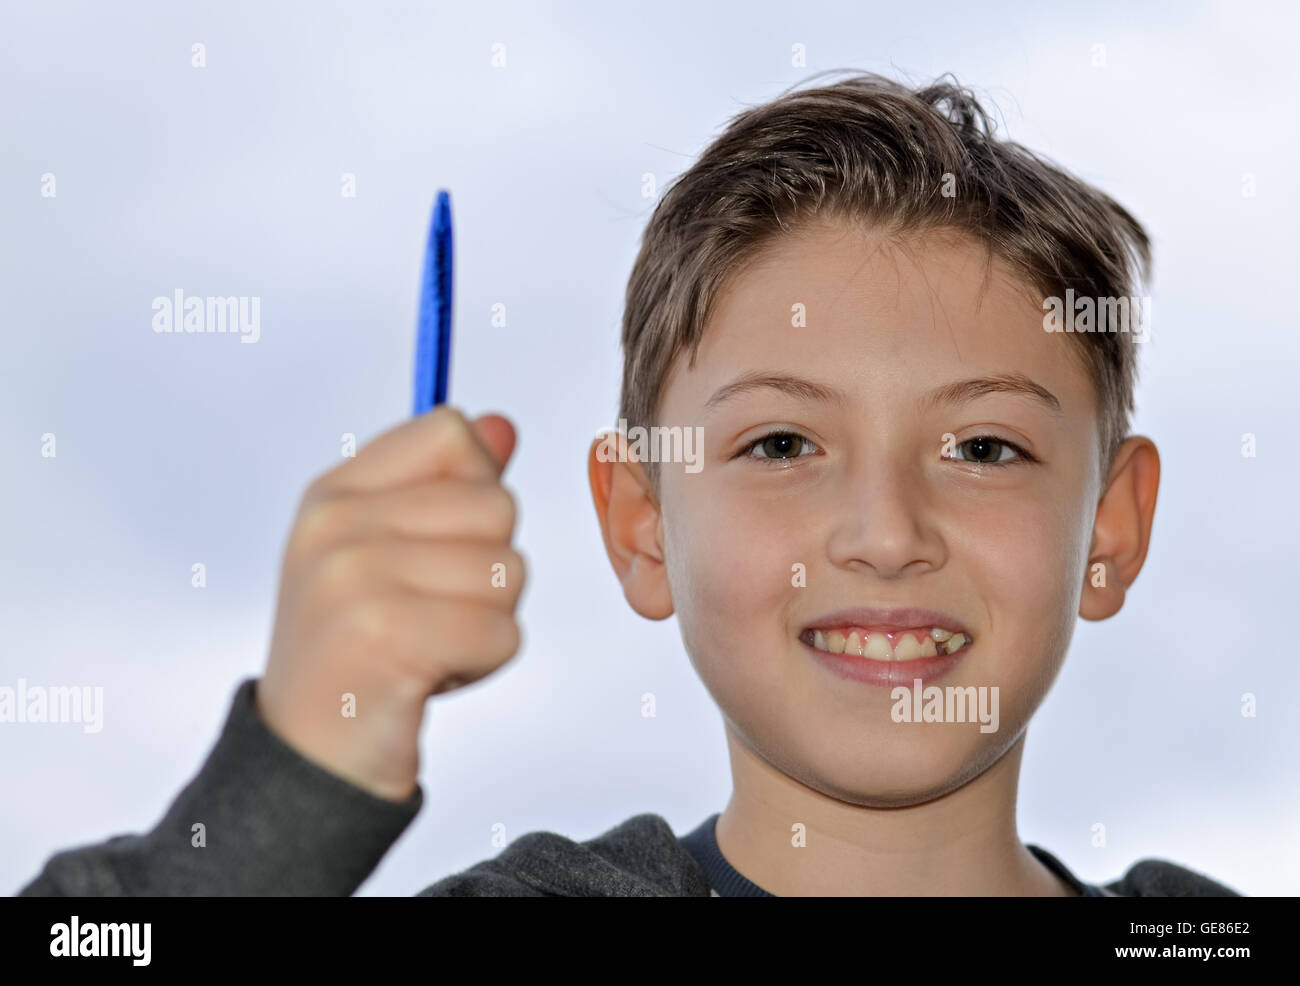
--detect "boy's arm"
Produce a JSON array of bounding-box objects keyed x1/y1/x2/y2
[
  {"x1": 16, "y1": 677, "x2": 422, "y2": 896},
  {"x1": 19, "y1": 407, "x2": 521, "y2": 896}
]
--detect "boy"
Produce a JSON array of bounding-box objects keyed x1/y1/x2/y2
[{"x1": 18, "y1": 71, "x2": 1239, "y2": 896}]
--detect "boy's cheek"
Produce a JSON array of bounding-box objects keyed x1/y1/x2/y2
[
  {"x1": 970, "y1": 545, "x2": 1079, "y2": 683},
  {"x1": 667, "y1": 504, "x2": 814, "y2": 696},
  {"x1": 959, "y1": 494, "x2": 1084, "y2": 600},
  {"x1": 671, "y1": 514, "x2": 793, "y2": 636}
]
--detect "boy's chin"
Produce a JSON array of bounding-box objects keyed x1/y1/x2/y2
[{"x1": 794, "y1": 728, "x2": 1015, "y2": 808}]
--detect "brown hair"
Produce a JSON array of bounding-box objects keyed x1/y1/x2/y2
[{"x1": 618, "y1": 70, "x2": 1151, "y2": 490}]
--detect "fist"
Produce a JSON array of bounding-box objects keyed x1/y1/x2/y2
[{"x1": 255, "y1": 406, "x2": 526, "y2": 802}]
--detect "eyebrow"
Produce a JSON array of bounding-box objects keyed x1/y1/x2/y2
[
  {"x1": 702, "y1": 370, "x2": 1063, "y2": 416},
  {"x1": 919, "y1": 372, "x2": 1063, "y2": 417},
  {"x1": 703, "y1": 371, "x2": 849, "y2": 412}
]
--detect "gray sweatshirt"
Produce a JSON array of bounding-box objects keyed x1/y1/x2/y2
[{"x1": 15, "y1": 677, "x2": 1242, "y2": 897}]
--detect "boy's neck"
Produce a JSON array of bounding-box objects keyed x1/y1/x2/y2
[{"x1": 714, "y1": 726, "x2": 1077, "y2": 896}]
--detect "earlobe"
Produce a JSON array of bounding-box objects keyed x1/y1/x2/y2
[
  {"x1": 586, "y1": 434, "x2": 675, "y2": 620},
  {"x1": 1079, "y1": 556, "x2": 1123, "y2": 621},
  {"x1": 1078, "y1": 436, "x2": 1161, "y2": 622}
]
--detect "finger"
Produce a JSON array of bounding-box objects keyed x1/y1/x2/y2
[
  {"x1": 304, "y1": 539, "x2": 527, "y2": 612},
  {"x1": 472, "y1": 413, "x2": 517, "y2": 472},
  {"x1": 329, "y1": 592, "x2": 523, "y2": 691},
  {"x1": 319, "y1": 406, "x2": 511, "y2": 495},
  {"x1": 287, "y1": 480, "x2": 517, "y2": 567}
]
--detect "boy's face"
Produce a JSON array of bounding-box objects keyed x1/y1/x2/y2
[{"x1": 592, "y1": 216, "x2": 1149, "y2": 806}]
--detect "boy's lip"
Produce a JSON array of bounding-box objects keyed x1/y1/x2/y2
[{"x1": 801, "y1": 606, "x2": 971, "y2": 637}]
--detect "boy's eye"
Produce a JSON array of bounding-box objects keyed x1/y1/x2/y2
[
  {"x1": 736, "y1": 432, "x2": 1033, "y2": 466},
  {"x1": 741, "y1": 430, "x2": 820, "y2": 463},
  {"x1": 951, "y1": 436, "x2": 1026, "y2": 465}
]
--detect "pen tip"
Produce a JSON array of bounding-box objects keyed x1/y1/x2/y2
[{"x1": 432, "y1": 189, "x2": 451, "y2": 227}]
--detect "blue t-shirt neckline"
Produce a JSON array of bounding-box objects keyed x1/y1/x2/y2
[{"x1": 679, "y1": 812, "x2": 1109, "y2": 896}]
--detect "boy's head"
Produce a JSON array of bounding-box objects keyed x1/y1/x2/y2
[{"x1": 588, "y1": 72, "x2": 1160, "y2": 806}]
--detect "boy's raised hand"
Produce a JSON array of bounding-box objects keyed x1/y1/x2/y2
[{"x1": 255, "y1": 406, "x2": 525, "y2": 803}]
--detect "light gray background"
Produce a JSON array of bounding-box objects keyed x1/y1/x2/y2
[{"x1": 2, "y1": 0, "x2": 1294, "y2": 896}]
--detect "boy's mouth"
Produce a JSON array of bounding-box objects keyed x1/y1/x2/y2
[
  {"x1": 800, "y1": 625, "x2": 970, "y2": 660},
  {"x1": 800, "y1": 607, "x2": 973, "y2": 661}
]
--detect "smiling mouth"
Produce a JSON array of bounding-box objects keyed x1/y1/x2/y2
[{"x1": 801, "y1": 626, "x2": 972, "y2": 661}]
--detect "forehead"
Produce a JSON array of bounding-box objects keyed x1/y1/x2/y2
[{"x1": 660, "y1": 218, "x2": 1097, "y2": 423}]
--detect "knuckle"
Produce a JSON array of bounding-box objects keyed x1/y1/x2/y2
[
  {"x1": 315, "y1": 542, "x2": 372, "y2": 594},
  {"x1": 303, "y1": 470, "x2": 341, "y2": 505},
  {"x1": 469, "y1": 608, "x2": 520, "y2": 659},
  {"x1": 489, "y1": 615, "x2": 521, "y2": 660},
  {"x1": 498, "y1": 615, "x2": 522, "y2": 656},
  {"x1": 490, "y1": 548, "x2": 527, "y2": 599},
  {"x1": 302, "y1": 472, "x2": 328, "y2": 499},
  {"x1": 435, "y1": 405, "x2": 471, "y2": 443},
  {"x1": 295, "y1": 497, "x2": 352, "y2": 554},
  {"x1": 509, "y1": 548, "x2": 527, "y2": 590},
  {"x1": 433, "y1": 408, "x2": 493, "y2": 472},
  {"x1": 338, "y1": 594, "x2": 402, "y2": 647},
  {"x1": 486, "y1": 484, "x2": 517, "y2": 536}
]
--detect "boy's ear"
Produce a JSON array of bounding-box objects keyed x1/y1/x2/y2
[
  {"x1": 587, "y1": 431, "x2": 675, "y2": 620},
  {"x1": 1079, "y1": 436, "x2": 1161, "y2": 622}
]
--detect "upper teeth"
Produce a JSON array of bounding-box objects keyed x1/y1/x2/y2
[{"x1": 810, "y1": 627, "x2": 968, "y2": 660}]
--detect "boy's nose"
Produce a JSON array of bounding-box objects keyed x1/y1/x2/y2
[{"x1": 824, "y1": 457, "x2": 945, "y2": 578}]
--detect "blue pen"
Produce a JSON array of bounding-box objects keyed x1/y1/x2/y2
[{"x1": 413, "y1": 190, "x2": 453, "y2": 415}]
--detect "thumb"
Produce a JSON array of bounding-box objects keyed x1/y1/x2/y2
[{"x1": 470, "y1": 413, "x2": 517, "y2": 473}]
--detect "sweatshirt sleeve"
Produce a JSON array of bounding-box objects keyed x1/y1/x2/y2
[{"x1": 15, "y1": 677, "x2": 423, "y2": 896}]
